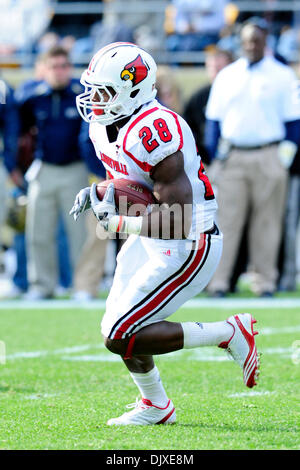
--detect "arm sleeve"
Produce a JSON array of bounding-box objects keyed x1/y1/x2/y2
[
  {"x1": 204, "y1": 119, "x2": 221, "y2": 162},
  {"x1": 284, "y1": 119, "x2": 300, "y2": 145},
  {"x1": 79, "y1": 122, "x2": 106, "y2": 178},
  {"x1": 281, "y1": 68, "x2": 300, "y2": 122},
  {"x1": 2, "y1": 87, "x2": 20, "y2": 173},
  {"x1": 16, "y1": 94, "x2": 36, "y2": 134}
]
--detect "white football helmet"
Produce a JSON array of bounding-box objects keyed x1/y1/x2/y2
[{"x1": 76, "y1": 42, "x2": 157, "y2": 125}]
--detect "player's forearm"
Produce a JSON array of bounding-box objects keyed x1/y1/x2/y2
[
  {"x1": 141, "y1": 205, "x2": 191, "y2": 239},
  {"x1": 108, "y1": 205, "x2": 192, "y2": 240}
]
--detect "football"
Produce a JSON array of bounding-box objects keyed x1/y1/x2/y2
[{"x1": 96, "y1": 178, "x2": 156, "y2": 216}]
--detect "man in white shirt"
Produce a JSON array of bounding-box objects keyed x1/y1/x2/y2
[{"x1": 205, "y1": 19, "x2": 300, "y2": 296}]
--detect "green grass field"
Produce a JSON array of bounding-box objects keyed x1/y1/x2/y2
[{"x1": 0, "y1": 304, "x2": 299, "y2": 450}]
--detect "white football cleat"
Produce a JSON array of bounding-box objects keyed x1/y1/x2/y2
[
  {"x1": 107, "y1": 398, "x2": 176, "y2": 426},
  {"x1": 219, "y1": 313, "x2": 260, "y2": 388}
]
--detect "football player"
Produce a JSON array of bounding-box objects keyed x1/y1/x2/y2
[{"x1": 70, "y1": 43, "x2": 260, "y2": 425}]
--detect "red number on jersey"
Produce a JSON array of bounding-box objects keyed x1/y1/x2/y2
[
  {"x1": 139, "y1": 126, "x2": 159, "y2": 153},
  {"x1": 139, "y1": 118, "x2": 173, "y2": 152},
  {"x1": 198, "y1": 160, "x2": 215, "y2": 200},
  {"x1": 153, "y1": 118, "x2": 172, "y2": 143}
]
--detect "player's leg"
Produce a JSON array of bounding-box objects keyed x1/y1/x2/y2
[
  {"x1": 103, "y1": 235, "x2": 175, "y2": 425},
  {"x1": 104, "y1": 319, "x2": 233, "y2": 356},
  {"x1": 124, "y1": 355, "x2": 169, "y2": 410},
  {"x1": 103, "y1": 232, "x2": 232, "y2": 356},
  {"x1": 104, "y1": 232, "x2": 259, "y2": 371},
  {"x1": 107, "y1": 354, "x2": 176, "y2": 425},
  {"x1": 104, "y1": 233, "x2": 260, "y2": 425}
]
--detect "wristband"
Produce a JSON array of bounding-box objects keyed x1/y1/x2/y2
[{"x1": 107, "y1": 215, "x2": 143, "y2": 235}]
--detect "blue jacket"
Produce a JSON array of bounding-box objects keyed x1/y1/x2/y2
[
  {"x1": 0, "y1": 81, "x2": 19, "y2": 173},
  {"x1": 15, "y1": 78, "x2": 105, "y2": 177}
]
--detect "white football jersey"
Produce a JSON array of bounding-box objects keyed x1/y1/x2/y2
[{"x1": 89, "y1": 99, "x2": 217, "y2": 238}]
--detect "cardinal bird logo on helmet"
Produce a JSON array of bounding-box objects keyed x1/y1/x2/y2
[{"x1": 120, "y1": 54, "x2": 149, "y2": 86}]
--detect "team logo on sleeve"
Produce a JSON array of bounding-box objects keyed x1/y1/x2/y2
[{"x1": 120, "y1": 54, "x2": 149, "y2": 86}]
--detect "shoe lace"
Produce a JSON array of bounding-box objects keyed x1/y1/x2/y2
[{"x1": 125, "y1": 397, "x2": 147, "y2": 411}]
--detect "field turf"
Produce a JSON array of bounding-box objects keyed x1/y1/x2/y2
[{"x1": 0, "y1": 304, "x2": 299, "y2": 450}]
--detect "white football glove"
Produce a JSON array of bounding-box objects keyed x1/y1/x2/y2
[
  {"x1": 277, "y1": 140, "x2": 298, "y2": 169},
  {"x1": 69, "y1": 187, "x2": 91, "y2": 221},
  {"x1": 90, "y1": 182, "x2": 117, "y2": 225}
]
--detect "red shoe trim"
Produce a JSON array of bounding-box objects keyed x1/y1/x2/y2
[
  {"x1": 156, "y1": 406, "x2": 175, "y2": 424},
  {"x1": 218, "y1": 320, "x2": 235, "y2": 349},
  {"x1": 234, "y1": 315, "x2": 258, "y2": 387},
  {"x1": 142, "y1": 398, "x2": 171, "y2": 410}
]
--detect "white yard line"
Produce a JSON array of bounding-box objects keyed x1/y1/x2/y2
[
  {"x1": 0, "y1": 299, "x2": 107, "y2": 310},
  {"x1": 228, "y1": 391, "x2": 274, "y2": 398},
  {"x1": 62, "y1": 354, "x2": 121, "y2": 362},
  {"x1": 260, "y1": 325, "x2": 300, "y2": 335},
  {"x1": 24, "y1": 390, "x2": 275, "y2": 400},
  {"x1": 24, "y1": 393, "x2": 59, "y2": 400},
  {"x1": 6, "y1": 343, "x2": 105, "y2": 360},
  {"x1": 6, "y1": 344, "x2": 294, "y2": 363},
  {"x1": 0, "y1": 297, "x2": 300, "y2": 310}
]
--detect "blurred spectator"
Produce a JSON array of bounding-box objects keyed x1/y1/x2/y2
[
  {"x1": 276, "y1": 25, "x2": 300, "y2": 64},
  {"x1": 279, "y1": 72, "x2": 300, "y2": 291},
  {"x1": 4, "y1": 187, "x2": 28, "y2": 295},
  {"x1": 120, "y1": 0, "x2": 162, "y2": 52},
  {"x1": 69, "y1": 0, "x2": 135, "y2": 61},
  {"x1": 166, "y1": 0, "x2": 228, "y2": 52},
  {"x1": 217, "y1": 25, "x2": 240, "y2": 55},
  {"x1": 183, "y1": 47, "x2": 233, "y2": 164},
  {"x1": 16, "y1": 46, "x2": 92, "y2": 300},
  {"x1": 0, "y1": 60, "x2": 44, "y2": 298},
  {"x1": 90, "y1": 17, "x2": 134, "y2": 55},
  {"x1": 0, "y1": 0, "x2": 52, "y2": 56},
  {"x1": 36, "y1": 32, "x2": 61, "y2": 54},
  {"x1": 155, "y1": 66, "x2": 183, "y2": 115},
  {"x1": 50, "y1": 0, "x2": 102, "y2": 40},
  {"x1": 205, "y1": 19, "x2": 300, "y2": 297},
  {"x1": 216, "y1": 2, "x2": 240, "y2": 55},
  {"x1": 0, "y1": 81, "x2": 23, "y2": 245}
]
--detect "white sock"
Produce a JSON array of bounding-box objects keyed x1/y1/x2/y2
[
  {"x1": 181, "y1": 321, "x2": 233, "y2": 348},
  {"x1": 130, "y1": 366, "x2": 169, "y2": 408}
]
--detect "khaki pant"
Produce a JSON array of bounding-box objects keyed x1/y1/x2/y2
[
  {"x1": 74, "y1": 211, "x2": 108, "y2": 297},
  {"x1": 208, "y1": 145, "x2": 288, "y2": 294},
  {"x1": 26, "y1": 161, "x2": 88, "y2": 296}
]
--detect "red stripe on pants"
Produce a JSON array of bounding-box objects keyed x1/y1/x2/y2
[{"x1": 113, "y1": 235, "x2": 206, "y2": 339}]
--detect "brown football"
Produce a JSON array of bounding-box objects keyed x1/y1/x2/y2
[{"x1": 96, "y1": 178, "x2": 156, "y2": 216}]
